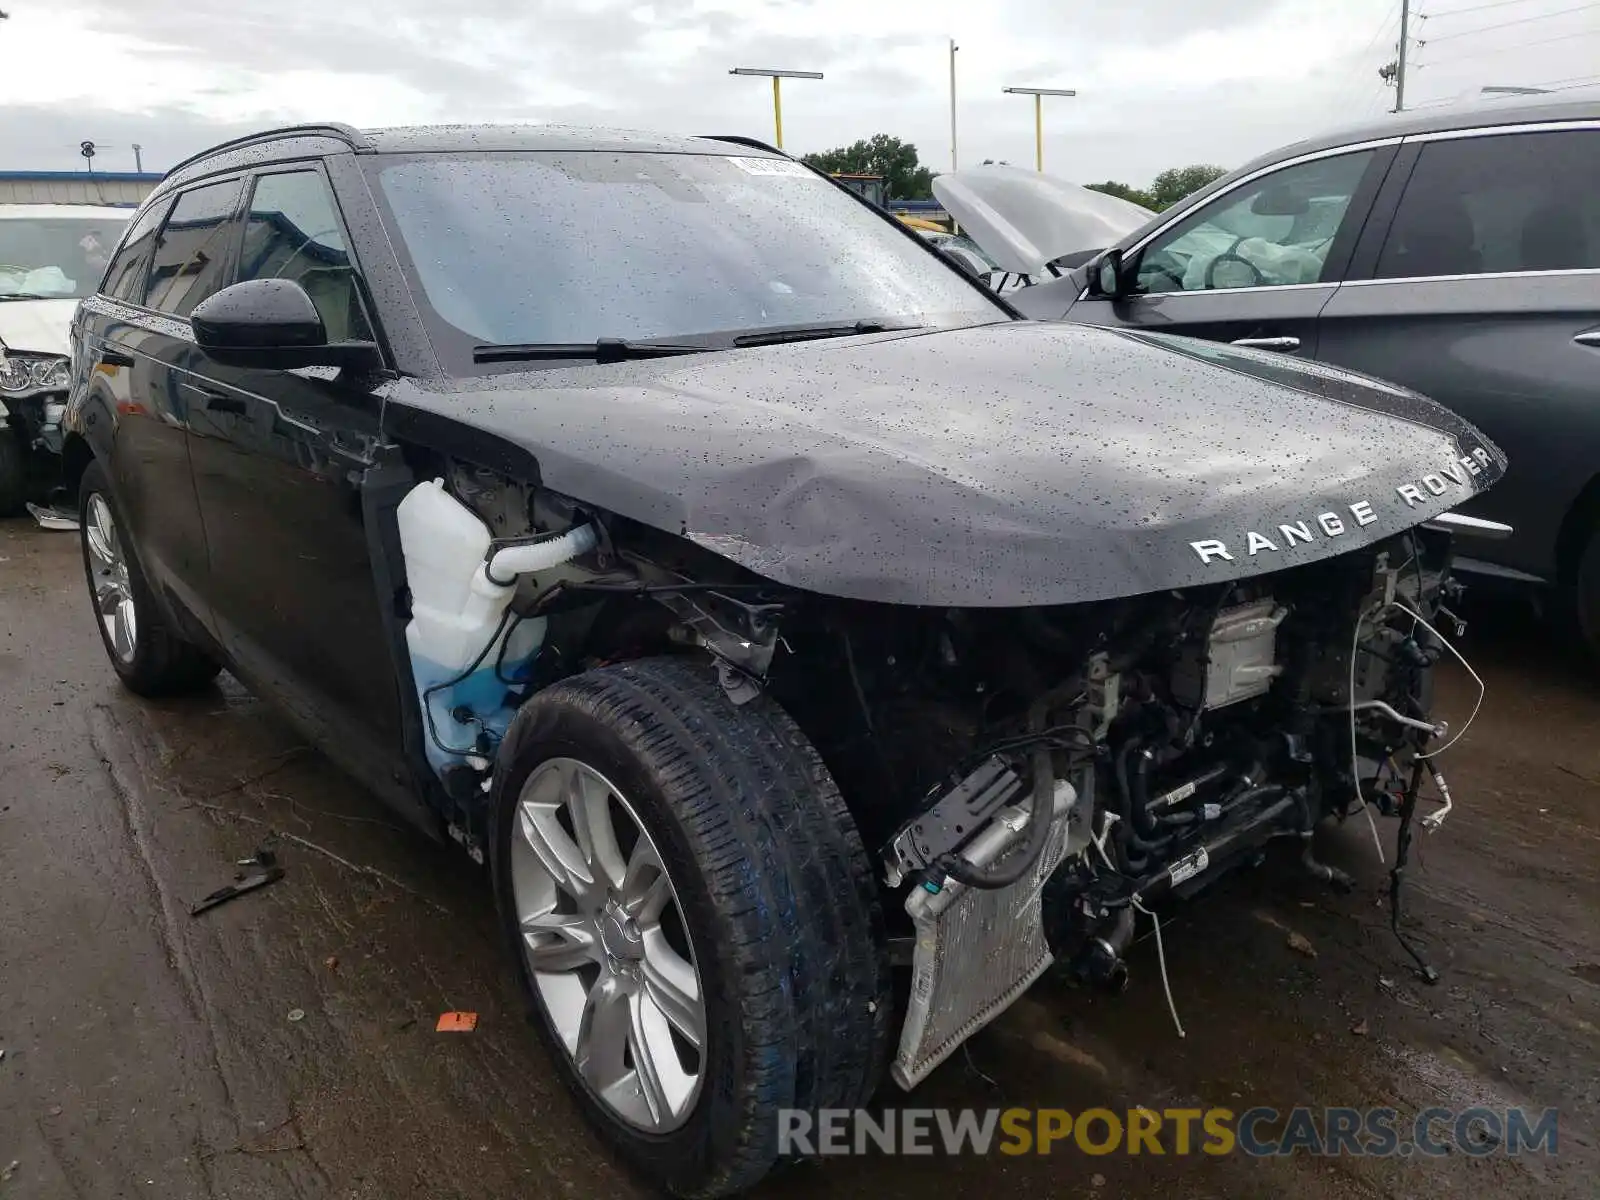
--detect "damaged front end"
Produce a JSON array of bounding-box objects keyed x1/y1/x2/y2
[
  {"x1": 759, "y1": 526, "x2": 1475, "y2": 1089},
  {"x1": 386, "y1": 455, "x2": 1484, "y2": 1097}
]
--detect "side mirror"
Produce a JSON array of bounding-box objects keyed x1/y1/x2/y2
[
  {"x1": 191, "y1": 278, "x2": 379, "y2": 371},
  {"x1": 1091, "y1": 248, "x2": 1127, "y2": 299}
]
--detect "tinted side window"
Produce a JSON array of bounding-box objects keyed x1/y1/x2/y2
[
  {"x1": 1136, "y1": 150, "x2": 1375, "y2": 293},
  {"x1": 1376, "y1": 130, "x2": 1600, "y2": 279},
  {"x1": 144, "y1": 180, "x2": 242, "y2": 316},
  {"x1": 237, "y1": 171, "x2": 371, "y2": 341},
  {"x1": 104, "y1": 199, "x2": 171, "y2": 303}
]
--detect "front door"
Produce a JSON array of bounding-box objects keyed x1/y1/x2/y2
[
  {"x1": 1072, "y1": 146, "x2": 1396, "y2": 357},
  {"x1": 1317, "y1": 126, "x2": 1600, "y2": 583},
  {"x1": 184, "y1": 166, "x2": 409, "y2": 803}
]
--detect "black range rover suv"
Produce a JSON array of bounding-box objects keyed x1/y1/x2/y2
[{"x1": 64, "y1": 123, "x2": 1504, "y2": 1197}]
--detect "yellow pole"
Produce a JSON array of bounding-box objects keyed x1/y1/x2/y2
[
  {"x1": 1034, "y1": 92, "x2": 1043, "y2": 171},
  {"x1": 772, "y1": 76, "x2": 784, "y2": 149}
]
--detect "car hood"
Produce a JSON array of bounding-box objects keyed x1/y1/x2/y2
[
  {"x1": 0, "y1": 298, "x2": 77, "y2": 356},
  {"x1": 388, "y1": 321, "x2": 1504, "y2": 607},
  {"x1": 932, "y1": 166, "x2": 1155, "y2": 277}
]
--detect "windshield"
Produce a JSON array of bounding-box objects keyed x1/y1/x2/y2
[
  {"x1": 0, "y1": 215, "x2": 126, "y2": 299},
  {"x1": 370, "y1": 152, "x2": 1005, "y2": 367}
]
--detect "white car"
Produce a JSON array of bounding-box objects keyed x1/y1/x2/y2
[
  {"x1": 0, "y1": 204, "x2": 128, "y2": 513},
  {"x1": 931, "y1": 164, "x2": 1156, "y2": 283}
]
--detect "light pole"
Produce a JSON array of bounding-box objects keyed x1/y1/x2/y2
[
  {"x1": 949, "y1": 39, "x2": 959, "y2": 171},
  {"x1": 729, "y1": 67, "x2": 824, "y2": 150},
  {"x1": 1395, "y1": 0, "x2": 1409, "y2": 112},
  {"x1": 1002, "y1": 86, "x2": 1077, "y2": 172}
]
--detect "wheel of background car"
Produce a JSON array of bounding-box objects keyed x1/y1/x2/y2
[
  {"x1": 0, "y1": 429, "x2": 24, "y2": 516},
  {"x1": 1572, "y1": 525, "x2": 1600, "y2": 662},
  {"x1": 491, "y1": 656, "x2": 890, "y2": 1198},
  {"x1": 1205, "y1": 237, "x2": 1266, "y2": 290},
  {"x1": 77, "y1": 458, "x2": 222, "y2": 696}
]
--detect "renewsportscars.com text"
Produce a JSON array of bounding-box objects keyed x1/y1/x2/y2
[{"x1": 778, "y1": 1106, "x2": 1559, "y2": 1158}]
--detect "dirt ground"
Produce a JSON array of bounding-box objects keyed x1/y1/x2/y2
[{"x1": 2, "y1": 515, "x2": 1595, "y2": 1199}]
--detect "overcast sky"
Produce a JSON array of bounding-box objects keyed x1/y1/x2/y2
[{"x1": 2, "y1": 0, "x2": 1596, "y2": 182}]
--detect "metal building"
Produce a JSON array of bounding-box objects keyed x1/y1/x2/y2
[{"x1": 0, "y1": 171, "x2": 164, "y2": 207}]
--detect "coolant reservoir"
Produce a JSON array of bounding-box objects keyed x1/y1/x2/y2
[{"x1": 396, "y1": 479, "x2": 546, "y2": 772}]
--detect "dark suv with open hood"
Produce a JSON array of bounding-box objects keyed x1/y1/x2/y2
[{"x1": 64, "y1": 123, "x2": 1505, "y2": 1197}]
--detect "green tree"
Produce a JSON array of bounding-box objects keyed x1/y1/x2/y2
[
  {"x1": 801, "y1": 134, "x2": 935, "y2": 201},
  {"x1": 1084, "y1": 180, "x2": 1155, "y2": 209},
  {"x1": 1147, "y1": 164, "x2": 1228, "y2": 210}
]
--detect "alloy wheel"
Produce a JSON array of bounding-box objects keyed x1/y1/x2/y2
[
  {"x1": 84, "y1": 493, "x2": 137, "y2": 664},
  {"x1": 511, "y1": 757, "x2": 706, "y2": 1131}
]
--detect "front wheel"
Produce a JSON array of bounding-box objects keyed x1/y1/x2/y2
[{"x1": 492, "y1": 657, "x2": 890, "y2": 1198}]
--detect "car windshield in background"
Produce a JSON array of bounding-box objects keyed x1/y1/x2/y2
[
  {"x1": 370, "y1": 152, "x2": 1006, "y2": 366},
  {"x1": 0, "y1": 216, "x2": 125, "y2": 299}
]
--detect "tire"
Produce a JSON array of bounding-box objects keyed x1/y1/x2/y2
[
  {"x1": 0, "y1": 428, "x2": 24, "y2": 516},
  {"x1": 78, "y1": 458, "x2": 221, "y2": 696},
  {"x1": 491, "y1": 656, "x2": 890, "y2": 1198},
  {"x1": 1575, "y1": 526, "x2": 1600, "y2": 662}
]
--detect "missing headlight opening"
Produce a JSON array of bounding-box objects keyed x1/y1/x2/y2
[{"x1": 395, "y1": 464, "x2": 1477, "y2": 1083}]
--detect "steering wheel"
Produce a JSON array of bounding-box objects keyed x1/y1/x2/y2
[
  {"x1": 1139, "y1": 257, "x2": 1186, "y2": 292},
  {"x1": 281, "y1": 227, "x2": 344, "y2": 272},
  {"x1": 1204, "y1": 237, "x2": 1266, "y2": 290}
]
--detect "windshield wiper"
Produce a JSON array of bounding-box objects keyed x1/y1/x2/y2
[
  {"x1": 731, "y1": 320, "x2": 923, "y2": 348},
  {"x1": 472, "y1": 338, "x2": 710, "y2": 365},
  {"x1": 0, "y1": 293, "x2": 59, "y2": 302}
]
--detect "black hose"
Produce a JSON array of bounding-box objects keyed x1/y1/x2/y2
[
  {"x1": 1113, "y1": 739, "x2": 1174, "y2": 861},
  {"x1": 1110, "y1": 741, "x2": 1147, "y2": 873},
  {"x1": 936, "y1": 741, "x2": 1057, "y2": 890},
  {"x1": 495, "y1": 611, "x2": 542, "y2": 685},
  {"x1": 421, "y1": 607, "x2": 515, "y2": 758},
  {"x1": 1132, "y1": 789, "x2": 1293, "y2": 905},
  {"x1": 1131, "y1": 745, "x2": 1160, "y2": 834},
  {"x1": 1072, "y1": 905, "x2": 1136, "y2": 989}
]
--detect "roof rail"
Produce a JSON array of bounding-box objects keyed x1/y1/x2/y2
[
  {"x1": 698, "y1": 134, "x2": 788, "y2": 157},
  {"x1": 164, "y1": 123, "x2": 369, "y2": 179}
]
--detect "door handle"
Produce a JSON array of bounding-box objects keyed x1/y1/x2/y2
[
  {"x1": 1230, "y1": 336, "x2": 1301, "y2": 351},
  {"x1": 98, "y1": 349, "x2": 135, "y2": 368},
  {"x1": 203, "y1": 393, "x2": 248, "y2": 415},
  {"x1": 1575, "y1": 332, "x2": 1600, "y2": 348},
  {"x1": 181, "y1": 382, "x2": 247, "y2": 414}
]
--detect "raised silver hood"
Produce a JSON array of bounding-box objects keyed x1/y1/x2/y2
[{"x1": 932, "y1": 165, "x2": 1156, "y2": 277}]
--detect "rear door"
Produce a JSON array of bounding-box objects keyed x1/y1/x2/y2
[
  {"x1": 1317, "y1": 124, "x2": 1600, "y2": 582},
  {"x1": 1070, "y1": 145, "x2": 1396, "y2": 357},
  {"x1": 184, "y1": 165, "x2": 406, "y2": 797},
  {"x1": 74, "y1": 180, "x2": 243, "y2": 640}
]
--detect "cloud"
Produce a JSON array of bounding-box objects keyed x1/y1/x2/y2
[{"x1": 2, "y1": 0, "x2": 1596, "y2": 181}]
